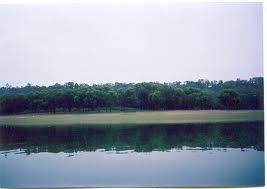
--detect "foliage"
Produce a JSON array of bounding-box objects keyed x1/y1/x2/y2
[
  {"x1": 0, "y1": 77, "x2": 263, "y2": 114},
  {"x1": 219, "y1": 89, "x2": 240, "y2": 109}
]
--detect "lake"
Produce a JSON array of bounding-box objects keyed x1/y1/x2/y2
[{"x1": 0, "y1": 122, "x2": 264, "y2": 187}]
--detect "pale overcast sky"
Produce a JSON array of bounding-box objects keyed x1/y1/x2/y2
[{"x1": 0, "y1": 3, "x2": 263, "y2": 87}]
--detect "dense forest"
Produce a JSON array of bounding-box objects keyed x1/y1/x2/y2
[{"x1": 0, "y1": 77, "x2": 263, "y2": 114}]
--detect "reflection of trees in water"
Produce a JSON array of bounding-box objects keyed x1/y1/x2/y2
[{"x1": 0, "y1": 122, "x2": 264, "y2": 154}]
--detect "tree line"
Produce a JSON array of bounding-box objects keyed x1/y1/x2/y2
[{"x1": 0, "y1": 77, "x2": 263, "y2": 114}]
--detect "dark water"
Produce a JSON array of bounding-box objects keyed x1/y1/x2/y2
[{"x1": 0, "y1": 122, "x2": 264, "y2": 187}]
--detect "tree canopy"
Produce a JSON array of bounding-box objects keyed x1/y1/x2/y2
[{"x1": 0, "y1": 77, "x2": 263, "y2": 114}]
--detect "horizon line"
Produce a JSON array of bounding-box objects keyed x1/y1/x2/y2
[{"x1": 1, "y1": 76, "x2": 263, "y2": 88}]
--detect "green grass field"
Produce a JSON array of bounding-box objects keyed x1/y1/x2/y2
[{"x1": 0, "y1": 110, "x2": 264, "y2": 126}]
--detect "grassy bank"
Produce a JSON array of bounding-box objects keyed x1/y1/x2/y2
[{"x1": 0, "y1": 110, "x2": 264, "y2": 126}]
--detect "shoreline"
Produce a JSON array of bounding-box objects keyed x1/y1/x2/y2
[{"x1": 0, "y1": 110, "x2": 263, "y2": 126}]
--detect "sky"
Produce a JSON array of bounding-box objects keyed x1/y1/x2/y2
[{"x1": 0, "y1": 2, "x2": 263, "y2": 87}]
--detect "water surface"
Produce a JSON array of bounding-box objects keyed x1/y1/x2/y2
[{"x1": 0, "y1": 122, "x2": 264, "y2": 187}]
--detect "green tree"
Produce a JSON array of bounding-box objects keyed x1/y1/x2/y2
[{"x1": 219, "y1": 89, "x2": 240, "y2": 109}]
